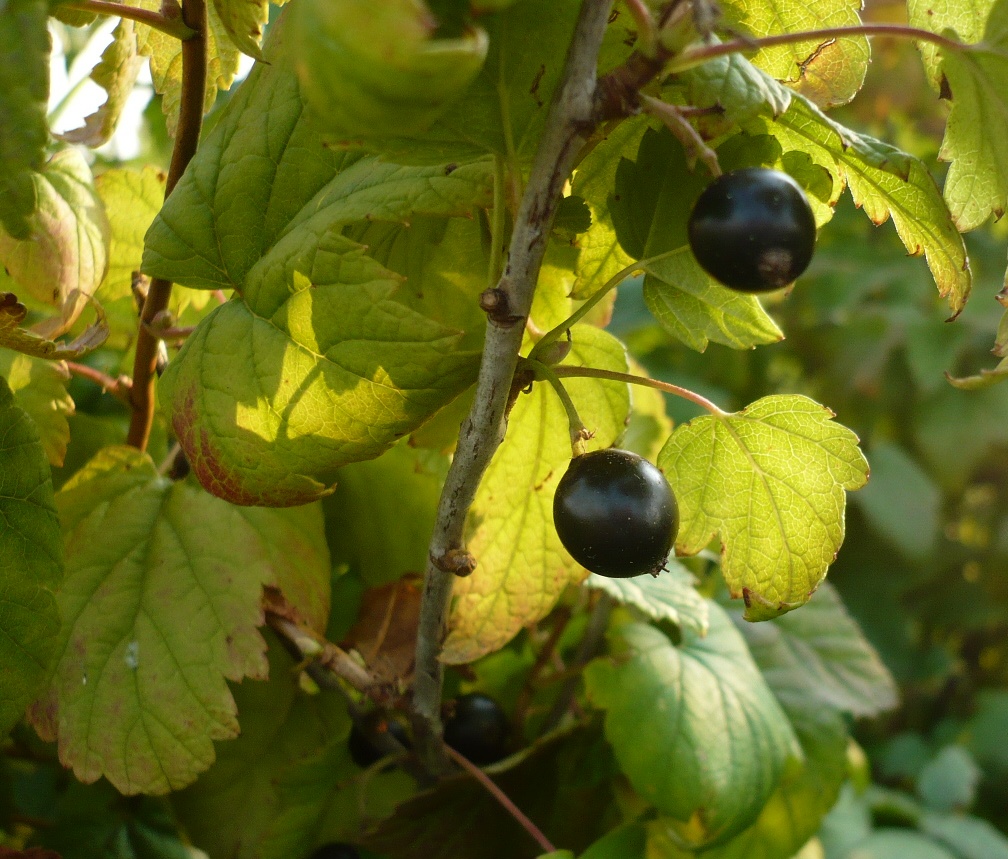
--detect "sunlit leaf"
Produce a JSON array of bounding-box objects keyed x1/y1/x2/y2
[
  {"x1": 443, "y1": 326, "x2": 630, "y2": 663},
  {"x1": 909, "y1": 0, "x2": 1007, "y2": 230},
  {"x1": 28, "y1": 447, "x2": 330, "y2": 794},
  {"x1": 58, "y1": 21, "x2": 144, "y2": 148},
  {"x1": 745, "y1": 97, "x2": 971, "y2": 315},
  {"x1": 658, "y1": 395, "x2": 868, "y2": 621},
  {"x1": 213, "y1": 0, "x2": 271, "y2": 58},
  {"x1": 135, "y1": 0, "x2": 242, "y2": 135},
  {"x1": 0, "y1": 351, "x2": 73, "y2": 467},
  {"x1": 720, "y1": 0, "x2": 868, "y2": 107},
  {"x1": 0, "y1": 376, "x2": 63, "y2": 737},
  {"x1": 569, "y1": 116, "x2": 647, "y2": 299}
]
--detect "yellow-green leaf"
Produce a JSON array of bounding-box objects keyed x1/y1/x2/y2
[
  {"x1": 58, "y1": 21, "x2": 144, "y2": 148},
  {"x1": 0, "y1": 148, "x2": 110, "y2": 338},
  {"x1": 443, "y1": 326, "x2": 630, "y2": 663},
  {"x1": 657, "y1": 395, "x2": 868, "y2": 621},
  {"x1": 135, "y1": 0, "x2": 241, "y2": 135},
  {"x1": 721, "y1": 0, "x2": 868, "y2": 107},
  {"x1": 0, "y1": 351, "x2": 74, "y2": 466}
]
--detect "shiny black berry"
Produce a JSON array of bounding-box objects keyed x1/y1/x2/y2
[
  {"x1": 553, "y1": 448, "x2": 678, "y2": 578},
  {"x1": 443, "y1": 693, "x2": 510, "y2": 766},
  {"x1": 688, "y1": 167, "x2": 816, "y2": 293},
  {"x1": 307, "y1": 844, "x2": 359, "y2": 859},
  {"x1": 347, "y1": 711, "x2": 410, "y2": 768}
]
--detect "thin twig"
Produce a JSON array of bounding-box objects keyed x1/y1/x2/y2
[
  {"x1": 540, "y1": 593, "x2": 614, "y2": 735},
  {"x1": 672, "y1": 23, "x2": 969, "y2": 71},
  {"x1": 443, "y1": 745, "x2": 557, "y2": 854},
  {"x1": 640, "y1": 93, "x2": 721, "y2": 176},
  {"x1": 553, "y1": 364, "x2": 727, "y2": 415},
  {"x1": 513, "y1": 607, "x2": 573, "y2": 734},
  {"x1": 65, "y1": 361, "x2": 133, "y2": 405},
  {"x1": 410, "y1": 0, "x2": 616, "y2": 775},
  {"x1": 60, "y1": 0, "x2": 196, "y2": 39},
  {"x1": 126, "y1": 0, "x2": 207, "y2": 450},
  {"x1": 263, "y1": 606, "x2": 383, "y2": 699}
]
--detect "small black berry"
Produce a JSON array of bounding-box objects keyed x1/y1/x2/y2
[{"x1": 688, "y1": 167, "x2": 816, "y2": 293}]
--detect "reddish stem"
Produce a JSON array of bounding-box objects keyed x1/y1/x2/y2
[
  {"x1": 443, "y1": 745, "x2": 557, "y2": 854},
  {"x1": 126, "y1": 0, "x2": 207, "y2": 449}
]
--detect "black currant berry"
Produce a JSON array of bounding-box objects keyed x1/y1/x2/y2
[
  {"x1": 553, "y1": 448, "x2": 679, "y2": 578},
  {"x1": 347, "y1": 711, "x2": 411, "y2": 768},
  {"x1": 307, "y1": 844, "x2": 359, "y2": 859},
  {"x1": 443, "y1": 693, "x2": 510, "y2": 766},
  {"x1": 687, "y1": 167, "x2": 816, "y2": 293}
]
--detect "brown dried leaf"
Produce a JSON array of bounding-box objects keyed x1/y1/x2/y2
[{"x1": 343, "y1": 577, "x2": 422, "y2": 688}]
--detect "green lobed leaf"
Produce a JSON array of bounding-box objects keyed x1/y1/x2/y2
[
  {"x1": 744, "y1": 97, "x2": 971, "y2": 316},
  {"x1": 57, "y1": 21, "x2": 144, "y2": 148},
  {"x1": 585, "y1": 607, "x2": 800, "y2": 848},
  {"x1": 720, "y1": 0, "x2": 868, "y2": 107},
  {"x1": 0, "y1": 376, "x2": 63, "y2": 737},
  {"x1": 649, "y1": 696, "x2": 848, "y2": 859},
  {"x1": 853, "y1": 442, "x2": 942, "y2": 561},
  {"x1": 569, "y1": 116, "x2": 649, "y2": 299},
  {"x1": 641, "y1": 248, "x2": 784, "y2": 352},
  {"x1": 933, "y1": 2, "x2": 1008, "y2": 231},
  {"x1": 0, "y1": 0, "x2": 49, "y2": 240},
  {"x1": 143, "y1": 26, "x2": 494, "y2": 505},
  {"x1": 0, "y1": 351, "x2": 74, "y2": 467},
  {"x1": 159, "y1": 232, "x2": 480, "y2": 506},
  {"x1": 28, "y1": 446, "x2": 330, "y2": 794},
  {"x1": 658, "y1": 395, "x2": 869, "y2": 621},
  {"x1": 442, "y1": 326, "x2": 630, "y2": 663},
  {"x1": 135, "y1": 0, "x2": 242, "y2": 136},
  {"x1": 0, "y1": 149, "x2": 111, "y2": 339},
  {"x1": 583, "y1": 562, "x2": 709, "y2": 638},
  {"x1": 679, "y1": 50, "x2": 793, "y2": 128},
  {"x1": 733, "y1": 581, "x2": 898, "y2": 717},
  {"x1": 212, "y1": 0, "x2": 272, "y2": 59}
]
